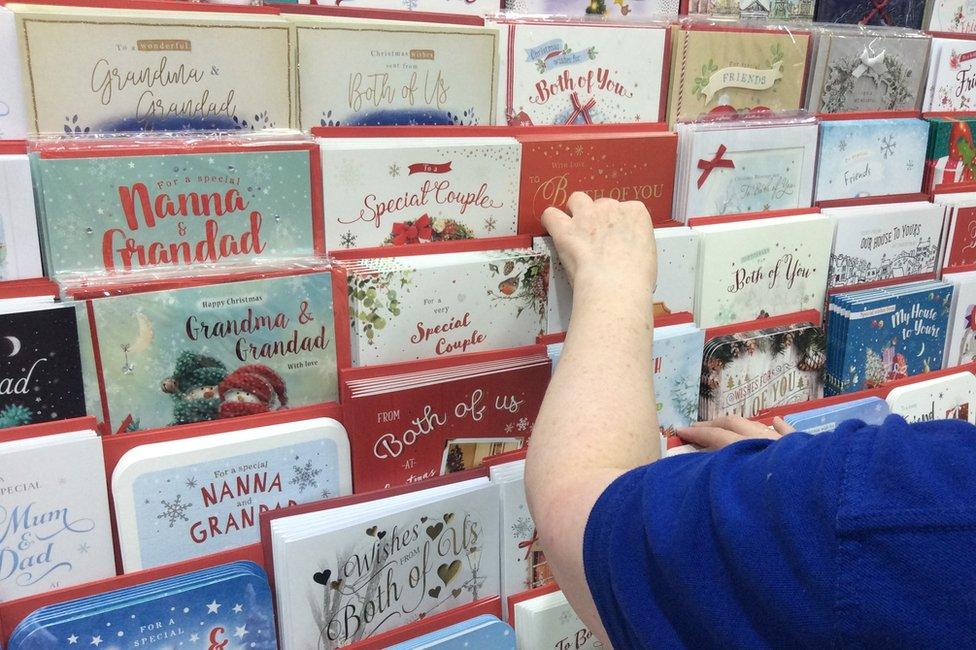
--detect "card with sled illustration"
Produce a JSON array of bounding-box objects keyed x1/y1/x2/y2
[
  {"x1": 941, "y1": 269, "x2": 976, "y2": 368},
  {"x1": 925, "y1": 0, "x2": 976, "y2": 31},
  {"x1": 507, "y1": 0, "x2": 679, "y2": 17},
  {"x1": 340, "y1": 248, "x2": 549, "y2": 367},
  {"x1": 271, "y1": 476, "x2": 500, "y2": 649},
  {"x1": 84, "y1": 270, "x2": 338, "y2": 432},
  {"x1": 815, "y1": 118, "x2": 928, "y2": 202},
  {"x1": 924, "y1": 36, "x2": 976, "y2": 112},
  {"x1": 667, "y1": 24, "x2": 811, "y2": 125},
  {"x1": 318, "y1": 137, "x2": 520, "y2": 252},
  {"x1": 817, "y1": 0, "x2": 925, "y2": 28},
  {"x1": 31, "y1": 139, "x2": 322, "y2": 278},
  {"x1": 293, "y1": 16, "x2": 498, "y2": 130},
  {"x1": 7, "y1": 3, "x2": 292, "y2": 134},
  {"x1": 886, "y1": 371, "x2": 976, "y2": 423},
  {"x1": 492, "y1": 19, "x2": 668, "y2": 126},
  {"x1": 0, "y1": 150, "x2": 42, "y2": 281}
]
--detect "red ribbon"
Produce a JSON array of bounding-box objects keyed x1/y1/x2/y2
[
  {"x1": 408, "y1": 162, "x2": 452, "y2": 175},
  {"x1": 564, "y1": 92, "x2": 596, "y2": 125},
  {"x1": 859, "y1": 0, "x2": 893, "y2": 25},
  {"x1": 518, "y1": 529, "x2": 540, "y2": 561},
  {"x1": 697, "y1": 145, "x2": 735, "y2": 189},
  {"x1": 391, "y1": 214, "x2": 433, "y2": 246}
]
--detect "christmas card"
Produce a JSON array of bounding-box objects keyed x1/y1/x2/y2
[
  {"x1": 824, "y1": 202, "x2": 945, "y2": 290},
  {"x1": 8, "y1": 561, "x2": 278, "y2": 650},
  {"x1": 674, "y1": 119, "x2": 818, "y2": 221},
  {"x1": 510, "y1": 589, "x2": 600, "y2": 650},
  {"x1": 925, "y1": 0, "x2": 976, "y2": 31},
  {"x1": 506, "y1": 0, "x2": 678, "y2": 16},
  {"x1": 924, "y1": 36, "x2": 976, "y2": 112},
  {"x1": 685, "y1": 0, "x2": 816, "y2": 20},
  {"x1": 315, "y1": 0, "x2": 499, "y2": 15},
  {"x1": 341, "y1": 349, "x2": 548, "y2": 491},
  {"x1": 386, "y1": 614, "x2": 514, "y2": 649},
  {"x1": 941, "y1": 269, "x2": 976, "y2": 367},
  {"x1": 815, "y1": 118, "x2": 928, "y2": 202},
  {"x1": 292, "y1": 16, "x2": 498, "y2": 130},
  {"x1": 783, "y1": 396, "x2": 891, "y2": 434},
  {"x1": 693, "y1": 213, "x2": 833, "y2": 328},
  {"x1": 7, "y1": 4, "x2": 292, "y2": 134},
  {"x1": 816, "y1": 0, "x2": 926, "y2": 27},
  {"x1": 31, "y1": 139, "x2": 322, "y2": 278},
  {"x1": 655, "y1": 322, "x2": 706, "y2": 452},
  {"x1": 517, "y1": 132, "x2": 677, "y2": 232},
  {"x1": 934, "y1": 192, "x2": 976, "y2": 270},
  {"x1": 885, "y1": 371, "x2": 976, "y2": 423},
  {"x1": 491, "y1": 19, "x2": 668, "y2": 125},
  {"x1": 0, "y1": 9, "x2": 28, "y2": 139},
  {"x1": 85, "y1": 270, "x2": 339, "y2": 432},
  {"x1": 318, "y1": 137, "x2": 520, "y2": 252},
  {"x1": 925, "y1": 117, "x2": 976, "y2": 192},
  {"x1": 0, "y1": 427, "x2": 114, "y2": 602},
  {"x1": 806, "y1": 29, "x2": 931, "y2": 114},
  {"x1": 112, "y1": 417, "x2": 352, "y2": 571},
  {"x1": 0, "y1": 153, "x2": 42, "y2": 281},
  {"x1": 667, "y1": 24, "x2": 811, "y2": 124},
  {"x1": 270, "y1": 476, "x2": 501, "y2": 649},
  {"x1": 700, "y1": 317, "x2": 825, "y2": 421},
  {"x1": 341, "y1": 249, "x2": 549, "y2": 367},
  {"x1": 533, "y1": 238, "x2": 571, "y2": 334}
]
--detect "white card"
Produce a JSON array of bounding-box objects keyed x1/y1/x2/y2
[
  {"x1": 925, "y1": 37, "x2": 976, "y2": 112},
  {"x1": 0, "y1": 154, "x2": 42, "y2": 281},
  {"x1": 533, "y1": 237, "x2": 572, "y2": 335},
  {"x1": 513, "y1": 590, "x2": 600, "y2": 650},
  {"x1": 943, "y1": 270, "x2": 976, "y2": 368},
  {"x1": 886, "y1": 372, "x2": 976, "y2": 423},
  {"x1": 0, "y1": 9, "x2": 27, "y2": 139}
]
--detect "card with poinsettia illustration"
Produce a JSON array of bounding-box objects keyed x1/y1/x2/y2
[
  {"x1": 925, "y1": 0, "x2": 976, "y2": 31},
  {"x1": 924, "y1": 36, "x2": 976, "y2": 112},
  {"x1": 943, "y1": 270, "x2": 976, "y2": 368},
  {"x1": 491, "y1": 19, "x2": 668, "y2": 126},
  {"x1": 340, "y1": 249, "x2": 549, "y2": 367},
  {"x1": 270, "y1": 476, "x2": 500, "y2": 649},
  {"x1": 886, "y1": 371, "x2": 976, "y2": 423},
  {"x1": 83, "y1": 270, "x2": 338, "y2": 433},
  {"x1": 667, "y1": 24, "x2": 811, "y2": 125},
  {"x1": 319, "y1": 137, "x2": 520, "y2": 252},
  {"x1": 693, "y1": 213, "x2": 833, "y2": 328},
  {"x1": 934, "y1": 192, "x2": 976, "y2": 270}
]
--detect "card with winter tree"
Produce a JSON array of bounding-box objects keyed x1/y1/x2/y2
[
  {"x1": 506, "y1": 0, "x2": 678, "y2": 17},
  {"x1": 491, "y1": 19, "x2": 668, "y2": 125},
  {"x1": 270, "y1": 477, "x2": 500, "y2": 649},
  {"x1": 319, "y1": 138, "x2": 520, "y2": 252},
  {"x1": 293, "y1": 16, "x2": 498, "y2": 130},
  {"x1": 685, "y1": 0, "x2": 816, "y2": 20},
  {"x1": 806, "y1": 30, "x2": 930, "y2": 113},
  {"x1": 924, "y1": 36, "x2": 976, "y2": 112},
  {"x1": 925, "y1": 0, "x2": 976, "y2": 31},
  {"x1": 85, "y1": 271, "x2": 338, "y2": 433},
  {"x1": 340, "y1": 249, "x2": 548, "y2": 367},
  {"x1": 655, "y1": 322, "x2": 706, "y2": 452},
  {"x1": 9, "y1": 4, "x2": 292, "y2": 134},
  {"x1": 112, "y1": 417, "x2": 352, "y2": 571},
  {"x1": 885, "y1": 371, "x2": 976, "y2": 423},
  {"x1": 941, "y1": 270, "x2": 976, "y2": 368}
]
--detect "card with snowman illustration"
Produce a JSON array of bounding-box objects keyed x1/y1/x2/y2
[
  {"x1": 925, "y1": 0, "x2": 976, "y2": 31},
  {"x1": 83, "y1": 270, "x2": 338, "y2": 433},
  {"x1": 885, "y1": 371, "x2": 976, "y2": 423},
  {"x1": 339, "y1": 248, "x2": 549, "y2": 367},
  {"x1": 318, "y1": 137, "x2": 520, "y2": 252},
  {"x1": 491, "y1": 19, "x2": 668, "y2": 126}
]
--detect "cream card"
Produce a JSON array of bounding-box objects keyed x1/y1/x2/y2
[
  {"x1": 886, "y1": 372, "x2": 976, "y2": 423},
  {"x1": 0, "y1": 9, "x2": 28, "y2": 139},
  {"x1": 0, "y1": 155, "x2": 42, "y2": 281}
]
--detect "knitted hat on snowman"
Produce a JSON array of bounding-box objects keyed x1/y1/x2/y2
[
  {"x1": 218, "y1": 364, "x2": 288, "y2": 415},
  {"x1": 162, "y1": 351, "x2": 227, "y2": 396}
]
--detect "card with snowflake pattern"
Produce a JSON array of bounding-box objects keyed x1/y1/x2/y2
[
  {"x1": 9, "y1": 4, "x2": 292, "y2": 134},
  {"x1": 886, "y1": 371, "x2": 976, "y2": 423},
  {"x1": 319, "y1": 138, "x2": 520, "y2": 252},
  {"x1": 506, "y1": 0, "x2": 678, "y2": 16},
  {"x1": 492, "y1": 20, "x2": 668, "y2": 125},
  {"x1": 925, "y1": 0, "x2": 976, "y2": 31},
  {"x1": 924, "y1": 36, "x2": 976, "y2": 112},
  {"x1": 293, "y1": 16, "x2": 498, "y2": 130},
  {"x1": 686, "y1": 0, "x2": 816, "y2": 20}
]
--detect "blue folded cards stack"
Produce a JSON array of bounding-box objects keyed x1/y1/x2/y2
[{"x1": 387, "y1": 614, "x2": 516, "y2": 650}]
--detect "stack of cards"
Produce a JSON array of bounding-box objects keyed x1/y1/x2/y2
[
  {"x1": 505, "y1": 0, "x2": 678, "y2": 18},
  {"x1": 511, "y1": 589, "x2": 599, "y2": 650},
  {"x1": 925, "y1": 117, "x2": 976, "y2": 193},
  {"x1": 816, "y1": 0, "x2": 926, "y2": 27},
  {"x1": 341, "y1": 248, "x2": 549, "y2": 367},
  {"x1": 933, "y1": 192, "x2": 976, "y2": 270},
  {"x1": 112, "y1": 417, "x2": 352, "y2": 571},
  {"x1": 313, "y1": 0, "x2": 499, "y2": 14},
  {"x1": 8, "y1": 561, "x2": 278, "y2": 649},
  {"x1": 685, "y1": 0, "x2": 816, "y2": 20},
  {"x1": 674, "y1": 118, "x2": 818, "y2": 221},
  {"x1": 655, "y1": 321, "x2": 706, "y2": 450},
  {"x1": 270, "y1": 475, "x2": 501, "y2": 648},
  {"x1": 700, "y1": 316, "x2": 825, "y2": 421},
  {"x1": 533, "y1": 238, "x2": 572, "y2": 334},
  {"x1": 815, "y1": 118, "x2": 929, "y2": 202},
  {"x1": 925, "y1": 0, "x2": 976, "y2": 30},
  {"x1": 0, "y1": 148, "x2": 41, "y2": 280},
  {"x1": 824, "y1": 202, "x2": 945, "y2": 290},
  {"x1": 388, "y1": 614, "x2": 515, "y2": 649},
  {"x1": 318, "y1": 137, "x2": 521, "y2": 252},
  {"x1": 0, "y1": 425, "x2": 115, "y2": 602},
  {"x1": 943, "y1": 270, "x2": 976, "y2": 367},
  {"x1": 925, "y1": 36, "x2": 976, "y2": 112},
  {"x1": 886, "y1": 371, "x2": 976, "y2": 423},
  {"x1": 783, "y1": 396, "x2": 891, "y2": 433},
  {"x1": 826, "y1": 280, "x2": 953, "y2": 395}
]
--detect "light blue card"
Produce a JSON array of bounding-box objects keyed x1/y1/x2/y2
[
  {"x1": 785, "y1": 396, "x2": 891, "y2": 434},
  {"x1": 388, "y1": 615, "x2": 515, "y2": 650}
]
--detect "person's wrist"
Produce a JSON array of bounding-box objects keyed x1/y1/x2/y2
[{"x1": 572, "y1": 263, "x2": 656, "y2": 300}]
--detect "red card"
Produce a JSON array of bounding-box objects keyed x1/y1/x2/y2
[{"x1": 945, "y1": 206, "x2": 976, "y2": 269}]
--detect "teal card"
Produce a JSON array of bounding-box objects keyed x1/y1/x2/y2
[
  {"x1": 88, "y1": 271, "x2": 338, "y2": 432},
  {"x1": 32, "y1": 144, "x2": 321, "y2": 277}
]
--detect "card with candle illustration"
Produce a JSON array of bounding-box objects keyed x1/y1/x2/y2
[
  {"x1": 815, "y1": 118, "x2": 928, "y2": 202},
  {"x1": 492, "y1": 20, "x2": 668, "y2": 126},
  {"x1": 667, "y1": 25, "x2": 811, "y2": 125},
  {"x1": 31, "y1": 141, "x2": 322, "y2": 278},
  {"x1": 685, "y1": 0, "x2": 815, "y2": 19},
  {"x1": 85, "y1": 271, "x2": 338, "y2": 433},
  {"x1": 816, "y1": 0, "x2": 925, "y2": 27},
  {"x1": 271, "y1": 478, "x2": 500, "y2": 649},
  {"x1": 0, "y1": 153, "x2": 43, "y2": 281},
  {"x1": 694, "y1": 214, "x2": 833, "y2": 328},
  {"x1": 925, "y1": 0, "x2": 976, "y2": 31},
  {"x1": 507, "y1": 0, "x2": 679, "y2": 16},
  {"x1": 293, "y1": 16, "x2": 498, "y2": 130},
  {"x1": 319, "y1": 138, "x2": 520, "y2": 252},
  {"x1": 943, "y1": 270, "x2": 976, "y2": 367},
  {"x1": 8, "y1": 4, "x2": 292, "y2": 134},
  {"x1": 885, "y1": 371, "x2": 976, "y2": 423},
  {"x1": 806, "y1": 31, "x2": 931, "y2": 113},
  {"x1": 341, "y1": 249, "x2": 549, "y2": 367},
  {"x1": 924, "y1": 37, "x2": 976, "y2": 112},
  {"x1": 0, "y1": 428, "x2": 115, "y2": 602}
]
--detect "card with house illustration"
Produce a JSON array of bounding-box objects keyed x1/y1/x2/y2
[
  {"x1": 924, "y1": 37, "x2": 976, "y2": 112},
  {"x1": 816, "y1": 0, "x2": 926, "y2": 27},
  {"x1": 85, "y1": 271, "x2": 338, "y2": 433},
  {"x1": 342, "y1": 249, "x2": 549, "y2": 367},
  {"x1": 886, "y1": 372, "x2": 976, "y2": 423},
  {"x1": 507, "y1": 0, "x2": 679, "y2": 16},
  {"x1": 825, "y1": 203, "x2": 944, "y2": 290},
  {"x1": 8, "y1": 4, "x2": 292, "y2": 134},
  {"x1": 815, "y1": 118, "x2": 928, "y2": 202},
  {"x1": 493, "y1": 20, "x2": 668, "y2": 126},
  {"x1": 686, "y1": 0, "x2": 816, "y2": 20},
  {"x1": 667, "y1": 25, "x2": 811, "y2": 124},
  {"x1": 319, "y1": 137, "x2": 520, "y2": 252},
  {"x1": 925, "y1": 0, "x2": 976, "y2": 31},
  {"x1": 944, "y1": 270, "x2": 976, "y2": 368},
  {"x1": 293, "y1": 16, "x2": 498, "y2": 130}
]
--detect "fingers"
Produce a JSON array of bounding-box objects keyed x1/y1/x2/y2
[
  {"x1": 772, "y1": 417, "x2": 796, "y2": 436},
  {"x1": 674, "y1": 425, "x2": 741, "y2": 451},
  {"x1": 701, "y1": 415, "x2": 776, "y2": 439},
  {"x1": 566, "y1": 191, "x2": 594, "y2": 216},
  {"x1": 541, "y1": 206, "x2": 572, "y2": 240}
]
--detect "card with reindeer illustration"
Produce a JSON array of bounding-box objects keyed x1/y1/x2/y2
[{"x1": 270, "y1": 477, "x2": 500, "y2": 649}]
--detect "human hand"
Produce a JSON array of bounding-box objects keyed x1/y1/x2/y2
[
  {"x1": 541, "y1": 192, "x2": 657, "y2": 292},
  {"x1": 675, "y1": 415, "x2": 796, "y2": 452}
]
